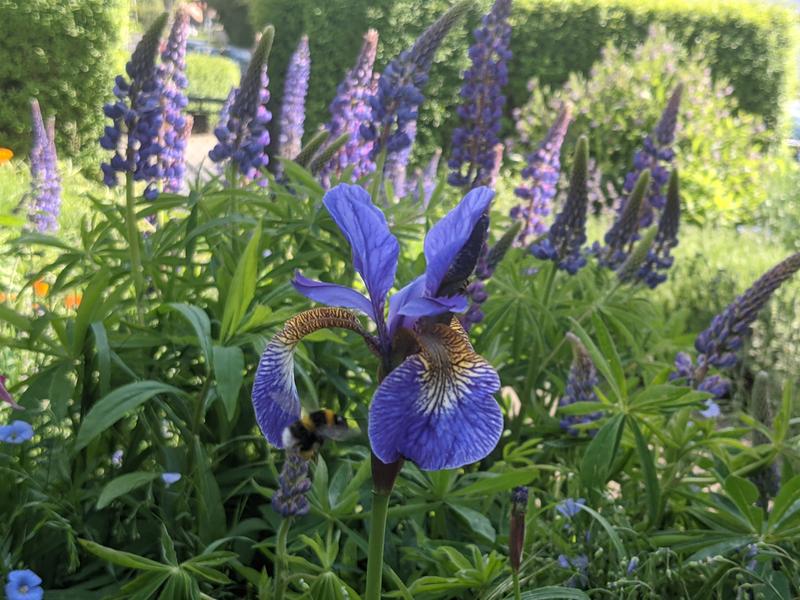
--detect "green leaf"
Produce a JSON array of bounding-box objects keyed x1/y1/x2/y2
[
  {"x1": 723, "y1": 475, "x2": 761, "y2": 528},
  {"x1": 446, "y1": 502, "x2": 496, "y2": 543},
  {"x1": 591, "y1": 312, "x2": 626, "y2": 397},
  {"x1": 167, "y1": 303, "x2": 213, "y2": 368},
  {"x1": 569, "y1": 319, "x2": 620, "y2": 401},
  {"x1": 521, "y1": 587, "x2": 591, "y2": 599},
  {"x1": 96, "y1": 472, "x2": 160, "y2": 509},
  {"x1": 220, "y1": 225, "x2": 262, "y2": 341},
  {"x1": 79, "y1": 539, "x2": 168, "y2": 572},
  {"x1": 90, "y1": 321, "x2": 112, "y2": 396},
  {"x1": 575, "y1": 503, "x2": 628, "y2": 561},
  {"x1": 212, "y1": 345, "x2": 244, "y2": 421},
  {"x1": 769, "y1": 475, "x2": 800, "y2": 531},
  {"x1": 193, "y1": 439, "x2": 226, "y2": 544},
  {"x1": 580, "y1": 413, "x2": 626, "y2": 491},
  {"x1": 630, "y1": 419, "x2": 660, "y2": 525},
  {"x1": 71, "y1": 270, "x2": 111, "y2": 358},
  {"x1": 75, "y1": 381, "x2": 187, "y2": 451},
  {"x1": 452, "y1": 468, "x2": 539, "y2": 497}
]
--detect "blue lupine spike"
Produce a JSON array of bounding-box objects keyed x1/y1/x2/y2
[
  {"x1": 272, "y1": 451, "x2": 312, "y2": 517},
  {"x1": 278, "y1": 35, "x2": 311, "y2": 161},
  {"x1": 595, "y1": 169, "x2": 650, "y2": 270},
  {"x1": 635, "y1": 169, "x2": 681, "y2": 288},
  {"x1": 158, "y1": 9, "x2": 190, "y2": 193},
  {"x1": 559, "y1": 333, "x2": 601, "y2": 435},
  {"x1": 29, "y1": 100, "x2": 61, "y2": 232}
]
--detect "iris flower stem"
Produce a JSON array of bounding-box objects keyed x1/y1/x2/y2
[
  {"x1": 274, "y1": 517, "x2": 292, "y2": 600},
  {"x1": 124, "y1": 172, "x2": 145, "y2": 324},
  {"x1": 370, "y1": 150, "x2": 387, "y2": 203},
  {"x1": 512, "y1": 570, "x2": 522, "y2": 600},
  {"x1": 365, "y1": 489, "x2": 391, "y2": 600}
]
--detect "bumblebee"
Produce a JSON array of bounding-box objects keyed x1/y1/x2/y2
[{"x1": 282, "y1": 409, "x2": 354, "y2": 457}]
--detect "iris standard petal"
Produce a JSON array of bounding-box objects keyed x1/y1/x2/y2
[
  {"x1": 293, "y1": 272, "x2": 376, "y2": 319},
  {"x1": 423, "y1": 186, "x2": 494, "y2": 296},
  {"x1": 253, "y1": 307, "x2": 375, "y2": 447},
  {"x1": 368, "y1": 319, "x2": 503, "y2": 470},
  {"x1": 387, "y1": 276, "x2": 469, "y2": 336},
  {"x1": 323, "y1": 184, "x2": 400, "y2": 316}
]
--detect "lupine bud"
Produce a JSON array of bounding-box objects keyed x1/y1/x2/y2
[
  {"x1": 595, "y1": 169, "x2": 651, "y2": 270},
  {"x1": 361, "y1": 2, "x2": 471, "y2": 172},
  {"x1": 511, "y1": 107, "x2": 571, "y2": 245},
  {"x1": 294, "y1": 130, "x2": 330, "y2": 168},
  {"x1": 448, "y1": 0, "x2": 512, "y2": 190},
  {"x1": 559, "y1": 333, "x2": 601, "y2": 435},
  {"x1": 509, "y1": 486, "x2": 528, "y2": 572},
  {"x1": 209, "y1": 27, "x2": 274, "y2": 185},
  {"x1": 101, "y1": 14, "x2": 168, "y2": 199},
  {"x1": 29, "y1": 100, "x2": 61, "y2": 232},
  {"x1": 158, "y1": 9, "x2": 190, "y2": 194},
  {"x1": 621, "y1": 84, "x2": 682, "y2": 228},
  {"x1": 617, "y1": 227, "x2": 657, "y2": 284},
  {"x1": 278, "y1": 35, "x2": 311, "y2": 161},
  {"x1": 322, "y1": 30, "x2": 379, "y2": 182},
  {"x1": 529, "y1": 135, "x2": 589, "y2": 274},
  {"x1": 272, "y1": 451, "x2": 313, "y2": 517},
  {"x1": 309, "y1": 134, "x2": 350, "y2": 175},
  {"x1": 635, "y1": 170, "x2": 681, "y2": 288}
]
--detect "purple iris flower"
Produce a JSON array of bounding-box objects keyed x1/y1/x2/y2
[
  {"x1": 556, "y1": 497, "x2": 585, "y2": 518},
  {"x1": 5, "y1": 569, "x2": 43, "y2": 600},
  {"x1": 252, "y1": 184, "x2": 502, "y2": 470}
]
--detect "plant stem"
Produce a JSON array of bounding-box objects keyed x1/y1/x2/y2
[
  {"x1": 124, "y1": 172, "x2": 145, "y2": 324},
  {"x1": 370, "y1": 150, "x2": 387, "y2": 203},
  {"x1": 365, "y1": 489, "x2": 391, "y2": 600},
  {"x1": 513, "y1": 570, "x2": 522, "y2": 600},
  {"x1": 541, "y1": 261, "x2": 558, "y2": 308},
  {"x1": 274, "y1": 517, "x2": 292, "y2": 600}
]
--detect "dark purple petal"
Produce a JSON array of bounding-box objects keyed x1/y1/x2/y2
[{"x1": 369, "y1": 321, "x2": 502, "y2": 469}]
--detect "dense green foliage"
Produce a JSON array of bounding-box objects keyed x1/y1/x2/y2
[
  {"x1": 514, "y1": 27, "x2": 785, "y2": 226},
  {"x1": 0, "y1": 0, "x2": 127, "y2": 160},
  {"x1": 185, "y1": 54, "x2": 241, "y2": 101},
  {"x1": 249, "y1": 0, "x2": 796, "y2": 157}
]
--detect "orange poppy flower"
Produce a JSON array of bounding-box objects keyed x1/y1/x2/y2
[
  {"x1": 33, "y1": 279, "x2": 49, "y2": 298},
  {"x1": 0, "y1": 147, "x2": 13, "y2": 164},
  {"x1": 0, "y1": 292, "x2": 6, "y2": 303},
  {"x1": 64, "y1": 292, "x2": 82, "y2": 310}
]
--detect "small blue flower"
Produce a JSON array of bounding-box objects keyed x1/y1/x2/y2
[
  {"x1": 556, "y1": 497, "x2": 585, "y2": 518},
  {"x1": 626, "y1": 556, "x2": 639, "y2": 575},
  {"x1": 161, "y1": 472, "x2": 181, "y2": 485},
  {"x1": 699, "y1": 400, "x2": 721, "y2": 419},
  {"x1": 5, "y1": 569, "x2": 43, "y2": 600},
  {"x1": 111, "y1": 449, "x2": 124, "y2": 467},
  {"x1": 0, "y1": 421, "x2": 34, "y2": 444}
]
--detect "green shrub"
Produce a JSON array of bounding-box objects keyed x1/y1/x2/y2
[
  {"x1": 0, "y1": 0, "x2": 127, "y2": 161},
  {"x1": 186, "y1": 54, "x2": 241, "y2": 101},
  {"x1": 514, "y1": 27, "x2": 780, "y2": 225},
  {"x1": 249, "y1": 0, "x2": 796, "y2": 158}
]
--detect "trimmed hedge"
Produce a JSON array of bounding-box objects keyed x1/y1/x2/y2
[
  {"x1": 186, "y1": 54, "x2": 241, "y2": 101},
  {"x1": 0, "y1": 0, "x2": 127, "y2": 159},
  {"x1": 250, "y1": 0, "x2": 796, "y2": 155}
]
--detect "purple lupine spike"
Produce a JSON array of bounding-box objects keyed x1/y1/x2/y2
[
  {"x1": 158, "y1": 9, "x2": 190, "y2": 193},
  {"x1": 530, "y1": 136, "x2": 589, "y2": 275},
  {"x1": 410, "y1": 147, "x2": 442, "y2": 206},
  {"x1": 360, "y1": 1, "x2": 470, "y2": 169},
  {"x1": 322, "y1": 30, "x2": 379, "y2": 183},
  {"x1": 448, "y1": 0, "x2": 512, "y2": 190},
  {"x1": 385, "y1": 120, "x2": 416, "y2": 197},
  {"x1": 209, "y1": 27, "x2": 274, "y2": 185},
  {"x1": 278, "y1": 35, "x2": 311, "y2": 161},
  {"x1": 636, "y1": 170, "x2": 680, "y2": 288},
  {"x1": 28, "y1": 100, "x2": 61, "y2": 232},
  {"x1": 101, "y1": 14, "x2": 168, "y2": 200},
  {"x1": 559, "y1": 333, "x2": 601, "y2": 435},
  {"x1": 670, "y1": 253, "x2": 800, "y2": 413},
  {"x1": 511, "y1": 106, "x2": 570, "y2": 245},
  {"x1": 620, "y1": 84, "x2": 682, "y2": 228},
  {"x1": 272, "y1": 451, "x2": 312, "y2": 517},
  {"x1": 594, "y1": 169, "x2": 650, "y2": 270}
]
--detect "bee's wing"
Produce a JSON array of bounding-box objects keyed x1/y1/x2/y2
[{"x1": 316, "y1": 424, "x2": 359, "y2": 441}]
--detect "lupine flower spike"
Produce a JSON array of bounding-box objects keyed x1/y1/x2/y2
[
  {"x1": 448, "y1": 0, "x2": 512, "y2": 190},
  {"x1": 28, "y1": 100, "x2": 61, "y2": 232},
  {"x1": 272, "y1": 450, "x2": 312, "y2": 516},
  {"x1": 158, "y1": 9, "x2": 190, "y2": 193},
  {"x1": 361, "y1": 2, "x2": 471, "y2": 176},
  {"x1": 559, "y1": 333, "x2": 601, "y2": 435},
  {"x1": 595, "y1": 169, "x2": 651, "y2": 269},
  {"x1": 209, "y1": 27, "x2": 274, "y2": 184},
  {"x1": 101, "y1": 14, "x2": 168, "y2": 199},
  {"x1": 511, "y1": 107, "x2": 571, "y2": 245},
  {"x1": 622, "y1": 84, "x2": 682, "y2": 228},
  {"x1": 278, "y1": 35, "x2": 311, "y2": 161},
  {"x1": 323, "y1": 30, "x2": 379, "y2": 182},
  {"x1": 634, "y1": 170, "x2": 680, "y2": 287},
  {"x1": 530, "y1": 135, "x2": 589, "y2": 274},
  {"x1": 672, "y1": 252, "x2": 800, "y2": 414},
  {"x1": 252, "y1": 183, "x2": 502, "y2": 471}
]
